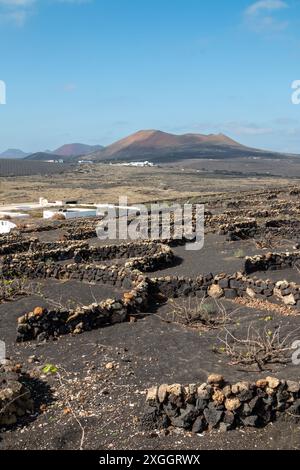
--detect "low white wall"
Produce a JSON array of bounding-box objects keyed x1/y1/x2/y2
[{"x1": 43, "y1": 209, "x2": 97, "y2": 219}]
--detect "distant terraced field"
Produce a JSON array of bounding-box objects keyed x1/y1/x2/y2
[{"x1": 0, "y1": 159, "x2": 73, "y2": 177}]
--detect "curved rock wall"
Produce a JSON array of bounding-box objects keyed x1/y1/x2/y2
[
  {"x1": 143, "y1": 374, "x2": 300, "y2": 433},
  {"x1": 245, "y1": 251, "x2": 300, "y2": 274},
  {"x1": 0, "y1": 239, "x2": 88, "y2": 256},
  {"x1": 151, "y1": 272, "x2": 300, "y2": 308},
  {"x1": 16, "y1": 274, "x2": 149, "y2": 342}
]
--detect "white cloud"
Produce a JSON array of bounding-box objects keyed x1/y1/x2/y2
[
  {"x1": 0, "y1": 1, "x2": 35, "y2": 25},
  {"x1": 0, "y1": 0, "x2": 91, "y2": 26},
  {"x1": 0, "y1": 8, "x2": 29, "y2": 25},
  {"x1": 57, "y1": 1, "x2": 91, "y2": 3},
  {"x1": 273, "y1": 117, "x2": 299, "y2": 126},
  {"x1": 221, "y1": 121, "x2": 274, "y2": 136},
  {"x1": 244, "y1": 0, "x2": 289, "y2": 33},
  {"x1": 63, "y1": 82, "x2": 77, "y2": 92},
  {"x1": 246, "y1": 0, "x2": 288, "y2": 16},
  {"x1": 170, "y1": 121, "x2": 275, "y2": 137},
  {"x1": 0, "y1": 1, "x2": 35, "y2": 5}
]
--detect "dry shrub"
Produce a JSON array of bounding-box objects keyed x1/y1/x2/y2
[
  {"x1": 51, "y1": 213, "x2": 66, "y2": 221},
  {"x1": 217, "y1": 323, "x2": 300, "y2": 371},
  {"x1": 0, "y1": 277, "x2": 29, "y2": 302},
  {"x1": 166, "y1": 296, "x2": 233, "y2": 329}
]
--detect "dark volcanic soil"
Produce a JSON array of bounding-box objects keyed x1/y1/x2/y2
[
  {"x1": 1, "y1": 292, "x2": 300, "y2": 449},
  {"x1": 2, "y1": 200, "x2": 300, "y2": 450}
]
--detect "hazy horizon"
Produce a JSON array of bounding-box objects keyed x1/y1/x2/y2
[{"x1": 1, "y1": 0, "x2": 300, "y2": 154}]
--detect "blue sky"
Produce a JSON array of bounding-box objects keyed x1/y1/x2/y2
[{"x1": 1, "y1": 0, "x2": 300, "y2": 153}]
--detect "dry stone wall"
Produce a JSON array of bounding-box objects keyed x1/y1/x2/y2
[
  {"x1": 2, "y1": 242, "x2": 89, "y2": 264},
  {"x1": 3, "y1": 261, "x2": 141, "y2": 287},
  {"x1": 264, "y1": 219, "x2": 300, "y2": 240},
  {"x1": 16, "y1": 274, "x2": 149, "y2": 342},
  {"x1": 143, "y1": 374, "x2": 300, "y2": 433},
  {"x1": 1, "y1": 241, "x2": 173, "y2": 267},
  {"x1": 151, "y1": 271, "x2": 300, "y2": 308},
  {"x1": 218, "y1": 219, "x2": 258, "y2": 241},
  {"x1": 0, "y1": 239, "x2": 88, "y2": 256},
  {"x1": 0, "y1": 239, "x2": 36, "y2": 256},
  {"x1": 0, "y1": 360, "x2": 34, "y2": 427},
  {"x1": 1, "y1": 242, "x2": 175, "y2": 284},
  {"x1": 2, "y1": 234, "x2": 300, "y2": 343},
  {"x1": 0, "y1": 234, "x2": 23, "y2": 246},
  {"x1": 11, "y1": 265, "x2": 300, "y2": 342},
  {"x1": 245, "y1": 251, "x2": 300, "y2": 274}
]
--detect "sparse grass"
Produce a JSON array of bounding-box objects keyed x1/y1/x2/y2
[
  {"x1": 0, "y1": 277, "x2": 30, "y2": 302},
  {"x1": 233, "y1": 248, "x2": 245, "y2": 259},
  {"x1": 0, "y1": 165, "x2": 289, "y2": 207},
  {"x1": 30, "y1": 210, "x2": 43, "y2": 219}
]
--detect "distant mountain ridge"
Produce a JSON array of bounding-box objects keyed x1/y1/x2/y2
[
  {"x1": 2, "y1": 131, "x2": 297, "y2": 163},
  {"x1": 91, "y1": 130, "x2": 243, "y2": 159},
  {"x1": 85, "y1": 129, "x2": 285, "y2": 163},
  {"x1": 0, "y1": 148, "x2": 29, "y2": 159},
  {"x1": 2, "y1": 143, "x2": 104, "y2": 160},
  {"x1": 53, "y1": 143, "x2": 104, "y2": 157}
]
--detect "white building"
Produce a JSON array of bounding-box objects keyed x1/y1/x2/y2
[
  {"x1": 95, "y1": 204, "x2": 142, "y2": 216},
  {"x1": 0, "y1": 220, "x2": 17, "y2": 234},
  {"x1": 111, "y1": 161, "x2": 155, "y2": 167}
]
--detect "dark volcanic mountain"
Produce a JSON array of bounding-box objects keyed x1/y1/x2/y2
[
  {"x1": 85, "y1": 130, "x2": 286, "y2": 163},
  {"x1": 0, "y1": 148, "x2": 29, "y2": 159},
  {"x1": 53, "y1": 143, "x2": 104, "y2": 157},
  {"x1": 5, "y1": 131, "x2": 297, "y2": 165}
]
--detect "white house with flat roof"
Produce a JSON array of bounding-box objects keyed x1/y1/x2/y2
[{"x1": 0, "y1": 220, "x2": 17, "y2": 234}]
